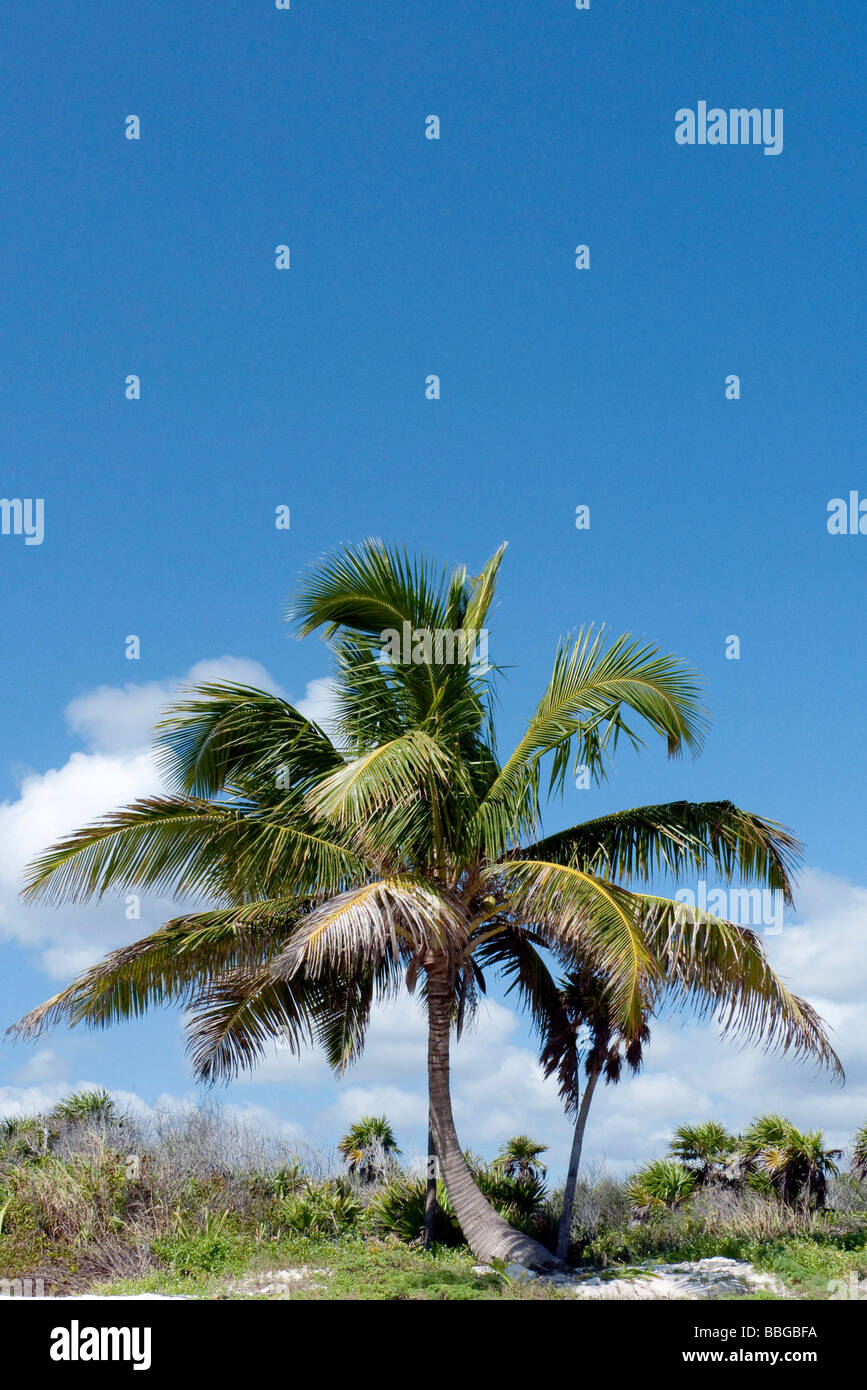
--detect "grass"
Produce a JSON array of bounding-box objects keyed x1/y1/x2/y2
[{"x1": 94, "y1": 1235, "x2": 564, "y2": 1301}]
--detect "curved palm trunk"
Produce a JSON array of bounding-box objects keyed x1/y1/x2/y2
[
  {"x1": 555, "y1": 1065, "x2": 600, "y2": 1262},
  {"x1": 426, "y1": 960, "x2": 562, "y2": 1271}
]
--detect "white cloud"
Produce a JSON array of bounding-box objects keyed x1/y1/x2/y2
[
  {"x1": 0, "y1": 657, "x2": 310, "y2": 978},
  {"x1": 295, "y1": 678, "x2": 340, "y2": 739},
  {"x1": 13, "y1": 1048, "x2": 70, "y2": 1085},
  {"x1": 65, "y1": 657, "x2": 287, "y2": 756}
]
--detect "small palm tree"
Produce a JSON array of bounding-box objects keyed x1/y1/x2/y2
[
  {"x1": 670, "y1": 1121, "x2": 737, "y2": 1184},
  {"x1": 850, "y1": 1124, "x2": 867, "y2": 1182},
  {"x1": 737, "y1": 1115, "x2": 841, "y2": 1209},
  {"x1": 493, "y1": 1135, "x2": 548, "y2": 1183},
  {"x1": 51, "y1": 1088, "x2": 118, "y2": 1125},
  {"x1": 538, "y1": 961, "x2": 649, "y2": 1260},
  {"x1": 337, "y1": 1115, "x2": 401, "y2": 1183},
  {"x1": 9, "y1": 541, "x2": 843, "y2": 1271},
  {"x1": 628, "y1": 1158, "x2": 698, "y2": 1216}
]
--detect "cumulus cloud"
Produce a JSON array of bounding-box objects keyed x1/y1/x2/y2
[
  {"x1": 0, "y1": 660, "x2": 321, "y2": 977},
  {"x1": 13, "y1": 1048, "x2": 70, "y2": 1085},
  {"x1": 64, "y1": 657, "x2": 287, "y2": 756}
]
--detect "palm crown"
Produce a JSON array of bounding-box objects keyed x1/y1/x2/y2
[{"x1": 10, "y1": 540, "x2": 841, "y2": 1269}]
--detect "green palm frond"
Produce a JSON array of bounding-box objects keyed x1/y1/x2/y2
[
  {"x1": 21, "y1": 796, "x2": 368, "y2": 906},
  {"x1": 670, "y1": 1121, "x2": 737, "y2": 1169},
  {"x1": 461, "y1": 542, "x2": 507, "y2": 635},
  {"x1": 314, "y1": 959, "x2": 405, "y2": 1072},
  {"x1": 636, "y1": 894, "x2": 844, "y2": 1076},
  {"x1": 471, "y1": 924, "x2": 563, "y2": 1037},
  {"x1": 154, "y1": 683, "x2": 344, "y2": 796},
  {"x1": 290, "y1": 539, "x2": 452, "y2": 641},
  {"x1": 184, "y1": 970, "x2": 325, "y2": 1082},
  {"x1": 476, "y1": 629, "x2": 708, "y2": 855},
  {"x1": 525, "y1": 801, "x2": 801, "y2": 902},
  {"x1": 487, "y1": 859, "x2": 661, "y2": 1038},
  {"x1": 306, "y1": 730, "x2": 451, "y2": 828},
  {"x1": 21, "y1": 797, "x2": 250, "y2": 905},
  {"x1": 8, "y1": 902, "x2": 303, "y2": 1040}
]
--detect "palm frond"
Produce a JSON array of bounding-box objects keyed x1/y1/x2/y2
[
  {"x1": 638, "y1": 893, "x2": 844, "y2": 1077},
  {"x1": 476, "y1": 628, "x2": 708, "y2": 854},
  {"x1": 525, "y1": 801, "x2": 801, "y2": 902},
  {"x1": 8, "y1": 903, "x2": 300, "y2": 1040},
  {"x1": 21, "y1": 796, "x2": 368, "y2": 906},
  {"x1": 306, "y1": 731, "x2": 451, "y2": 828},
  {"x1": 290, "y1": 538, "x2": 451, "y2": 640},
  {"x1": 267, "y1": 877, "x2": 467, "y2": 980},
  {"x1": 154, "y1": 683, "x2": 343, "y2": 796},
  {"x1": 487, "y1": 860, "x2": 661, "y2": 1038}
]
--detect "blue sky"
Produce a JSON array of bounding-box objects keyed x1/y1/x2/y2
[{"x1": 1, "y1": 1, "x2": 865, "y2": 1178}]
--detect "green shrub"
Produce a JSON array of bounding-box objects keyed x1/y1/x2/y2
[
  {"x1": 370, "y1": 1164, "x2": 549, "y2": 1247},
  {"x1": 628, "y1": 1158, "x2": 698, "y2": 1216},
  {"x1": 278, "y1": 1183, "x2": 361, "y2": 1237}
]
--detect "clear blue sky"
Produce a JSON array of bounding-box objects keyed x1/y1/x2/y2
[{"x1": 1, "y1": 1, "x2": 864, "y2": 1174}]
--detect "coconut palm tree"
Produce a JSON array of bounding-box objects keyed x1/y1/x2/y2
[
  {"x1": 337, "y1": 1115, "x2": 401, "y2": 1183},
  {"x1": 9, "y1": 540, "x2": 842, "y2": 1270},
  {"x1": 538, "y1": 962, "x2": 649, "y2": 1261},
  {"x1": 493, "y1": 1135, "x2": 549, "y2": 1183}
]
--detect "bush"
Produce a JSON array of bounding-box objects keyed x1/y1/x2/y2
[
  {"x1": 277, "y1": 1183, "x2": 361, "y2": 1237},
  {"x1": 628, "y1": 1159, "x2": 698, "y2": 1216},
  {"x1": 369, "y1": 1163, "x2": 550, "y2": 1247}
]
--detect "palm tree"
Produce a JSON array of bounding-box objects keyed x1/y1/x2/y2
[
  {"x1": 539, "y1": 962, "x2": 649, "y2": 1261},
  {"x1": 337, "y1": 1115, "x2": 401, "y2": 1183},
  {"x1": 737, "y1": 1114, "x2": 842, "y2": 1209},
  {"x1": 9, "y1": 540, "x2": 842, "y2": 1270},
  {"x1": 670, "y1": 1120, "x2": 737, "y2": 1184},
  {"x1": 493, "y1": 1135, "x2": 548, "y2": 1183},
  {"x1": 851, "y1": 1124, "x2": 867, "y2": 1182},
  {"x1": 51, "y1": 1088, "x2": 119, "y2": 1126},
  {"x1": 628, "y1": 1157, "x2": 698, "y2": 1216}
]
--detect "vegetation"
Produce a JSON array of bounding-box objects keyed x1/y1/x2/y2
[
  {"x1": 670, "y1": 1120, "x2": 737, "y2": 1183},
  {"x1": 1, "y1": 1097, "x2": 865, "y2": 1300},
  {"x1": 8, "y1": 542, "x2": 843, "y2": 1271},
  {"x1": 628, "y1": 1158, "x2": 699, "y2": 1215},
  {"x1": 492, "y1": 1136, "x2": 549, "y2": 1183},
  {"x1": 337, "y1": 1116, "x2": 401, "y2": 1184}
]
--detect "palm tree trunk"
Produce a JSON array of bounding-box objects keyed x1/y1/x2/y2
[
  {"x1": 426, "y1": 958, "x2": 562, "y2": 1271},
  {"x1": 555, "y1": 1065, "x2": 600, "y2": 1262},
  {"x1": 423, "y1": 1118, "x2": 436, "y2": 1249}
]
